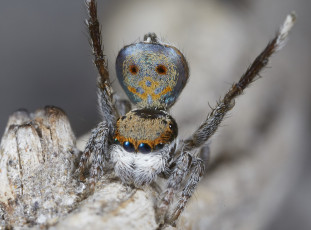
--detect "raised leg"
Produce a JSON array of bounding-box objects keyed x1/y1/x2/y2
[
  {"x1": 183, "y1": 13, "x2": 296, "y2": 151},
  {"x1": 86, "y1": 0, "x2": 118, "y2": 133}
]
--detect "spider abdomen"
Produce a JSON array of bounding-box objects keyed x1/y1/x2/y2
[{"x1": 116, "y1": 34, "x2": 189, "y2": 109}]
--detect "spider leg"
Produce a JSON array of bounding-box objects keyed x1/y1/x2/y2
[
  {"x1": 157, "y1": 151, "x2": 192, "y2": 224},
  {"x1": 86, "y1": 0, "x2": 118, "y2": 133},
  {"x1": 157, "y1": 151, "x2": 205, "y2": 225},
  {"x1": 77, "y1": 121, "x2": 110, "y2": 185},
  {"x1": 183, "y1": 13, "x2": 296, "y2": 152},
  {"x1": 169, "y1": 158, "x2": 205, "y2": 224}
]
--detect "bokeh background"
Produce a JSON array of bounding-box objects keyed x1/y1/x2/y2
[{"x1": 0, "y1": 0, "x2": 310, "y2": 229}]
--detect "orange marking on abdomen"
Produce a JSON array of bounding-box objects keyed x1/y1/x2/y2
[{"x1": 127, "y1": 77, "x2": 172, "y2": 102}]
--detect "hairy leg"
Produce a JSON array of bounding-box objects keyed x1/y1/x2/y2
[
  {"x1": 157, "y1": 152, "x2": 192, "y2": 224},
  {"x1": 77, "y1": 121, "x2": 110, "y2": 184},
  {"x1": 169, "y1": 158, "x2": 205, "y2": 224},
  {"x1": 183, "y1": 13, "x2": 296, "y2": 151},
  {"x1": 86, "y1": 0, "x2": 118, "y2": 133},
  {"x1": 157, "y1": 151, "x2": 205, "y2": 225}
]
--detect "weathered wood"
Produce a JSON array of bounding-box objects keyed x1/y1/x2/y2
[
  {"x1": 0, "y1": 106, "x2": 163, "y2": 230},
  {"x1": 0, "y1": 107, "x2": 79, "y2": 228}
]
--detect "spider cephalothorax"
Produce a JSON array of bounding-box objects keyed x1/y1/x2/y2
[
  {"x1": 114, "y1": 109, "x2": 178, "y2": 153},
  {"x1": 78, "y1": 0, "x2": 295, "y2": 226}
]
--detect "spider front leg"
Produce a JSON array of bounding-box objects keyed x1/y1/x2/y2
[
  {"x1": 158, "y1": 151, "x2": 205, "y2": 225},
  {"x1": 86, "y1": 0, "x2": 118, "y2": 133},
  {"x1": 77, "y1": 0, "x2": 121, "y2": 182}
]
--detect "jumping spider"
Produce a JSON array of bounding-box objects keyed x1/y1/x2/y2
[{"x1": 78, "y1": 0, "x2": 295, "y2": 226}]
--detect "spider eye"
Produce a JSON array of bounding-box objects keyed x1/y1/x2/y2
[
  {"x1": 156, "y1": 64, "x2": 167, "y2": 75},
  {"x1": 129, "y1": 64, "x2": 139, "y2": 75},
  {"x1": 138, "y1": 143, "x2": 151, "y2": 154},
  {"x1": 154, "y1": 143, "x2": 164, "y2": 151},
  {"x1": 123, "y1": 141, "x2": 135, "y2": 152}
]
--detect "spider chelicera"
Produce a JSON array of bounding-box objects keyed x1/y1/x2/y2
[{"x1": 78, "y1": 0, "x2": 295, "y2": 225}]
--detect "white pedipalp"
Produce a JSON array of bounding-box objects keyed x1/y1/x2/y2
[{"x1": 110, "y1": 144, "x2": 135, "y2": 183}]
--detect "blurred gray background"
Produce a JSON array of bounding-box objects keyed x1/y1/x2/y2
[{"x1": 0, "y1": 0, "x2": 310, "y2": 229}]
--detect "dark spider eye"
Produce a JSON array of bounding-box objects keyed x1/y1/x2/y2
[
  {"x1": 154, "y1": 143, "x2": 164, "y2": 151},
  {"x1": 123, "y1": 141, "x2": 135, "y2": 152},
  {"x1": 138, "y1": 143, "x2": 151, "y2": 154},
  {"x1": 129, "y1": 64, "x2": 139, "y2": 75},
  {"x1": 156, "y1": 64, "x2": 167, "y2": 75}
]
